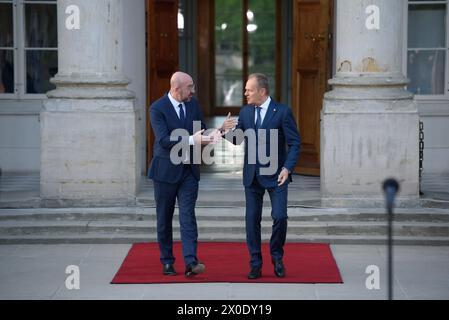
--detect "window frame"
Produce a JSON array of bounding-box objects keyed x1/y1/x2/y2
[
  {"x1": 0, "y1": 0, "x2": 17, "y2": 98},
  {"x1": 404, "y1": 0, "x2": 449, "y2": 100},
  {"x1": 212, "y1": 0, "x2": 280, "y2": 109},
  {"x1": 0, "y1": 0, "x2": 58, "y2": 100}
]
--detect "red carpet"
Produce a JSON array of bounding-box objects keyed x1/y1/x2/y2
[{"x1": 111, "y1": 242, "x2": 343, "y2": 284}]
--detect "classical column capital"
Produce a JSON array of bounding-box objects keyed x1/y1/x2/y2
[
  {"x1": 48, "y1": 0, "x2": 134, "y2": 100},
  {"x1": 327, "y1": 0, "x2": 413, "y2": 101},
  {"x1": 334, "y1": 0, "x2": 406, "y2": 80},
  {"x1": 325, "y1": 75, "x2": 414, "y2": 101}
]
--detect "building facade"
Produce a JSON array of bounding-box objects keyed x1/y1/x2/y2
[{"x1": 0, "y1": 0, "x2": 448, "y2": 205}]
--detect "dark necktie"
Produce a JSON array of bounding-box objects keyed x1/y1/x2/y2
[
  {"x1": 179, "y1": 104, "x2": 185, "y2": 124},
  {"x1": 255, "y1": 106, "x2": 262, "y2": 131},
  {"x1": 255, "y1": 106, "x2": 262, "y2": 167},
  {"x1": 178, "y1": 104, "x2": 188, "y2": 162}
]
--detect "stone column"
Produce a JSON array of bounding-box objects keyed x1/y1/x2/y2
[
  {"x1": 41, "y1": 0, "x2": 138, "y2": 206},
  {"x1": 321, "y1": 0, "x2": 419, "y2": 207}
]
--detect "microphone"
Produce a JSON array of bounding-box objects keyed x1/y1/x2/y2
[{"x1": 383, "y1": 178, "x2": 399, "y2": 209}]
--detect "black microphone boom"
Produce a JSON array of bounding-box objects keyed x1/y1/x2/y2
[{"x1": 382, "y1": 178, "x2": 400, "y2": 301}]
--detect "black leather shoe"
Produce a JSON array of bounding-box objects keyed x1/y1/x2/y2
[
  {"x1": 247, "y1": 266, "x2": 262, "y2": 279},
  {"x1": 185, "y1": 261, "x2": 205, "y2": 277},
  {"x1": 162, "y1": 264, "x2": 176, "y2": 276},
  {"x1": 273, "y1": 260, "x2": 285, "y2": 278}
]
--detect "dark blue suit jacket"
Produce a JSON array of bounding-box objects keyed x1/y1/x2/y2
[
  {"x1": 227, "y1": 99, "x2": 301, "y2": 188},
  {"x1": 148, "y1": 94, "x2": 206, "y2": 184}
]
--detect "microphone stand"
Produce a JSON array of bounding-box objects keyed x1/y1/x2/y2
[{"x1": 383, "y1": 179, "x2": 399, "y2": 301}]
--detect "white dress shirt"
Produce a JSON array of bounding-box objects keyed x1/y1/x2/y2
[
  {"x1": 168, "y1": 92, "x2": 195, "y2": 146},
  {"x1": 254, "y1": 96, "x2": 271, "y2": 125}
]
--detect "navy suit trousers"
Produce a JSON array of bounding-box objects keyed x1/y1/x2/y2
[
  {"x1": 153, "y1": 165, "x2": 199, "y2": 267},
  {"x1": 245, "y1": 178, "x2": 288, "y2": 268}
]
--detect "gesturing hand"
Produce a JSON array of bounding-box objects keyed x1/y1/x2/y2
[
  {"x1": 220, "y1": 112, "x2": 238, "y2": 134},
  {"x1": 193, "y1": 129, "x2": 205, "y2": 145},
  {"x1": 277, "y1": 168, "x2": 289, "y2": 186},
  {"x1": 207, "y1": 128, "x2": 223, "y2": 144}
]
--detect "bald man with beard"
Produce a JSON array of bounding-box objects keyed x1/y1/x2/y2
[{"x1": 148, "y1": 72, "x2": 236, "y2": 277}]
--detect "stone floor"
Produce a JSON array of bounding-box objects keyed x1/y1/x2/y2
[{"x1": 0, "y1": 243, "x2": 448, "y2": 300}]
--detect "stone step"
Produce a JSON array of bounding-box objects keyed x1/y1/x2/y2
[
  {"x1": 1, "y1": 207, "x2": 449, "y2": 222},
  {"x1": 0, "y1": 233, "x2": 448, "y2": 246},
  {"x1": 3, "y1": 198, "x2": 449, "y2": 209},
  {"x1": 2, "y1": 193, "x2": 449, "y2": 209},
  {"x1": 0, "y1": 208, "x2": 449, "y2": 224},
  {"x1": 1, "y1": 220, "x2": 449, "y2": 237},
  {"x1": 1, "y1": 206, "x2": 449, "y2": 244}
]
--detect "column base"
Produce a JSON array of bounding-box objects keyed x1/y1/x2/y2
[
  {"x1": 40, "y1": 98, "x2": 139, "y2": 204},
  {"x1": 320, "y1": 91, "x2": 420, "y2": 205}
]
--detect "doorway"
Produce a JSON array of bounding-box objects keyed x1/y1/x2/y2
[{"x1": 146, "y1": 0, "x2": 334, "y2": 176}]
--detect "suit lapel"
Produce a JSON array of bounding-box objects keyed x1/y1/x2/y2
[
  {"x1": 164, "y1": 95, "x2": 179, "y2": 121},
  {"x1": 249, "y1": 105, "x2": 256, "y2": 130},
  {"x1": 261, "y1": 99, "x2": 276, "y2": 129},
  {"x1": 164, "y1": 94, "x2": 185, "y2": 127},
  {"x1": 184, "y1": 101, "x2": 192, "y2": 130}
]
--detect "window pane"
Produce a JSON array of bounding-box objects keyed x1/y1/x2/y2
[
  {"x1": 407, "y1": 49, "x2": 445, "y2": 95},
  {"x1": 215, "y1": 0, "x2": 243, "y2": 106},
  {"x1": 26, "y1": 50, "x2": 57, "y2": 94},
  {"x1": 0, "y1": 3, "x2": 14, "y2": 47},
  {"x1": 408, "y1": 4, "x2": 446, "y2": 48},
  {"x1": 178, "y1": 0, "x2": 186, "y2": 37},
  {"x1": 25, "y1": 3, "x2": 57, "y2": 48},
  {"x1": 248, "y1": 0, "x2": 276, "y2": 98},
  {"x1": 215, "y1": 74, "x2": 243, "y2": 106},
  {"x1": 0, "y1": 50, "x2": 14, "y2": 93}
]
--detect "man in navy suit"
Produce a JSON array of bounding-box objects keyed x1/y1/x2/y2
[
  {"x1": 225, "y1": 73, "x2": 301, "y2": 279},
  {"x1": 149, "y1": 72, "x2": 236, "y2": 277}
]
